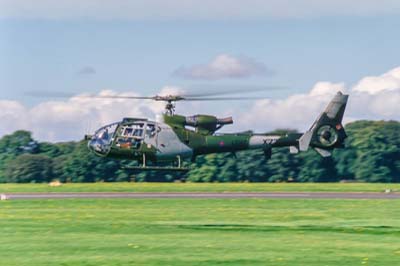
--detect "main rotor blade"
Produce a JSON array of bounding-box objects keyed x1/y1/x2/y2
[
  {"x1": 183, "y1": 96, "x2": 270, "y2": 101},
  {"x1": 26, "y1": 91, "x2": 78, "y2": 98},
  {"x1": 79, "y1": 95, "x2": 155, "y2": 100},
  {"x1": 26, "y1": 91, "x2": 155, "y2": 100},
  {"x1": 27, "y1": 86, "x2": 281, "y2": 102},
  {"x1": 181, "y1": 85, "x2": 286, "y2": 97}
]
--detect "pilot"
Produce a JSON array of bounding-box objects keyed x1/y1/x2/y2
[
  {"x1": 133, "y1": 125, "x2": 144, "y2": 137},
  {"x1": 124, "y1": 127, "x2": 133, "y2": 136},
  {"x1": 147, "y1": 124, "x2": 156, "y2": 137},
  {"x1": 99, "y1": 129, "x2": 109, "y2": 140}
]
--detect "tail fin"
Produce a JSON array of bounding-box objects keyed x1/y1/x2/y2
[{"x1": 299, "y1": 92, "x2": 349, "y2": 157}]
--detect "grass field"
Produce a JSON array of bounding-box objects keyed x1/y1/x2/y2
[
  {"x1": 1, "y1": 198, "x2": 400, "y2": 266},
  {"x1": 1, "y1": 182, "x2": 400, "y2": 193}
]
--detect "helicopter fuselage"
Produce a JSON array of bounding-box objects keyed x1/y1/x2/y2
[{"x1": 87, "y1": 114, "x2": 301, "y2": 164}]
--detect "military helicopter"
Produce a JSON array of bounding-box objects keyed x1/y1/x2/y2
[{"x1": 82, "y1": 91, "x2": 349, "y2": 171}]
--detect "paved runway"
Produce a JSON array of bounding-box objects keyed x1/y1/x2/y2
[{"x1": 2, "y1": 192, "x2": 400, "y2": 200}]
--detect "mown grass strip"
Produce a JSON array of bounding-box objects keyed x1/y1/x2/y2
[{"x1": 1, "y1": 182, "x2": 400, "y2": 193}]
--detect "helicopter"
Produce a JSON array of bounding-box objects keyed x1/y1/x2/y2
[{"x1": 83, "y1": 90, "x2": 349, "y2": 171}]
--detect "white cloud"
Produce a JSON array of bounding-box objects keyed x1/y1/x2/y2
[
  {"x1": 309, "y1": 82, "x2": 346, "y2": 96},
  {"x1": 239, "y1": 92, "x2": 333, "y2": 132},
  {"x1": 1, "y1": 67, "x2": 399, "y2": 141},
  {"x1": 174, "y1": 54, "x2": 269, "y2": 80},
  {"x1": 0, "y1": 86, "x2": 200, "y2": 142},
  {"x1": 352, "y1": 67, "x2": 400, "y2": 94},
  {"x1": 2, "y1": 0, "x2": 399, "y2": 20},
  {"x1": 0, "y1": 100, "x2": 28, "y2": 136},
  {"x1": 238, "y1": 67, "x2": 400, "y2": 132},
  {"x1": 0, "y1": 89, "x2": 168, "y2": 142}
]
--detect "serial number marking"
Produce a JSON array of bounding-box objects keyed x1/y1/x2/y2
[{"x1": 263, "y1": 139, "x2": 278, "y2": 145}]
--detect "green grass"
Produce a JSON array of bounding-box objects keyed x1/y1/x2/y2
[
  {"x1": 1, "y1": 182, "x2": 400, "y2": 193},
  {"x1": 1, "y1": 198, "x2": 400, "y2": 265}
]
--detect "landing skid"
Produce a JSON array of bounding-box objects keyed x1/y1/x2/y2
[
  {"x1": 122, "y1": 165, "x2": 191, "y2": 172},
  {"x1": 122, "y1": 154, "x2": 191, "y2": 172}
]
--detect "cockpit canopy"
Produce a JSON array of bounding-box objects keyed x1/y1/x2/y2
[
  {"x1": 87, "y1": 118, "x2": 157, "y2": 156},
  {"x1": 88, "y1": 122, "x2": 119, "y2": 155}
]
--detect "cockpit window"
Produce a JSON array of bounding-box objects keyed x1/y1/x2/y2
[
  {"x1": 121, "y1": 123, "x2": 145, "y2": 138},
  {"x1": 94, "y1": 123, "x2": 118, "y2": 142},
  {"x1": 146, "y1": 123, "x2": 156, "y2": 138},
  {"x1": 123, "y1": 127, "x2": 133, "y2": 136},
  {"x1": 88, "y1": 122, "x2": 119, "y2": 155}
]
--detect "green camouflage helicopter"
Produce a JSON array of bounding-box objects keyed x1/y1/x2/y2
[{"x1": 84, "y1": 91, "x2": 349, "y2": 171}]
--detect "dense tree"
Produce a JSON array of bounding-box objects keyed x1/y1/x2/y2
[
  {"x1": 234, "y1": 150, "x2": 270, "y2": 182},
  {"x1": 342, "y1": 121, "x2": 400, "y2": 182},
  {"x1": 298, "y1": 151, "x2": 337, "y2": 182},
  {"x1": 0, "y1": 130, "x2": 37, "y2": 155},
  {"x1": 217, "y1": 154, "x2": 240, "y2": 182},
  {"x1": 38, "y1": 141, "x2": 77, "y2": 158},
  {"x1": 61, "y1": 141, "x2": 120, "y2": 182},
  {"x1": 0, "y1": 131, "x2": 38, "y2": 182},
  {"x1": 0, "y1": 120, "x2": 398, "y2": 183},
  {"x1": 4, "y1": 154, "x2": 53, "y2": 183},
  {"x1": 267, "y1": 148, "x2": 300, "y2": 182},
  {"x1": 187, "y1": 154, "x2": 219, "y2": 182}
]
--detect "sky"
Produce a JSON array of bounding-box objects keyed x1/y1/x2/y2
[{"x1": 0, "y1": 1, "x2": 399, "y2": 141}]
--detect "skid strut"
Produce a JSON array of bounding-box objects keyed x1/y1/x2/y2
[{"x1": 122, "y1": 154, "x2": 190, "y2": 171}]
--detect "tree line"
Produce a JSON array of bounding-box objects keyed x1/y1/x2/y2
[{"x1": 0, "y1": 120, "x2": 399, "y2": 183}]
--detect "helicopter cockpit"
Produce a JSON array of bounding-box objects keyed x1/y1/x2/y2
[
  {"x1": 115, "y1": 123, "x2": 146, "y2": 150},
  {"x1": 88, "y1": 118, "x2": 157, "y2": 156},
  {"x1": 88, "y1": 122, "x2": 119, "y2": 156}
]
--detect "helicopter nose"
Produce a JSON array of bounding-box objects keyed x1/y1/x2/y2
[
  {"x1": 87, "y1": 138, "x2": 98, "y2": 152},
  {"x1": 87, "y1": 138, "x2": 108, "y2": 156},
  {"x1": 87, "y1": 138, "x2": 96, "y2": 152}
]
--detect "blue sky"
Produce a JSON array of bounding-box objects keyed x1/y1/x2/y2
[
  {"x1": 0, "y1": 1, "x2": 399, "y2": 141},
  {"x1": 2, "y1": 16, "x2": 400, "y2": 103}
]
